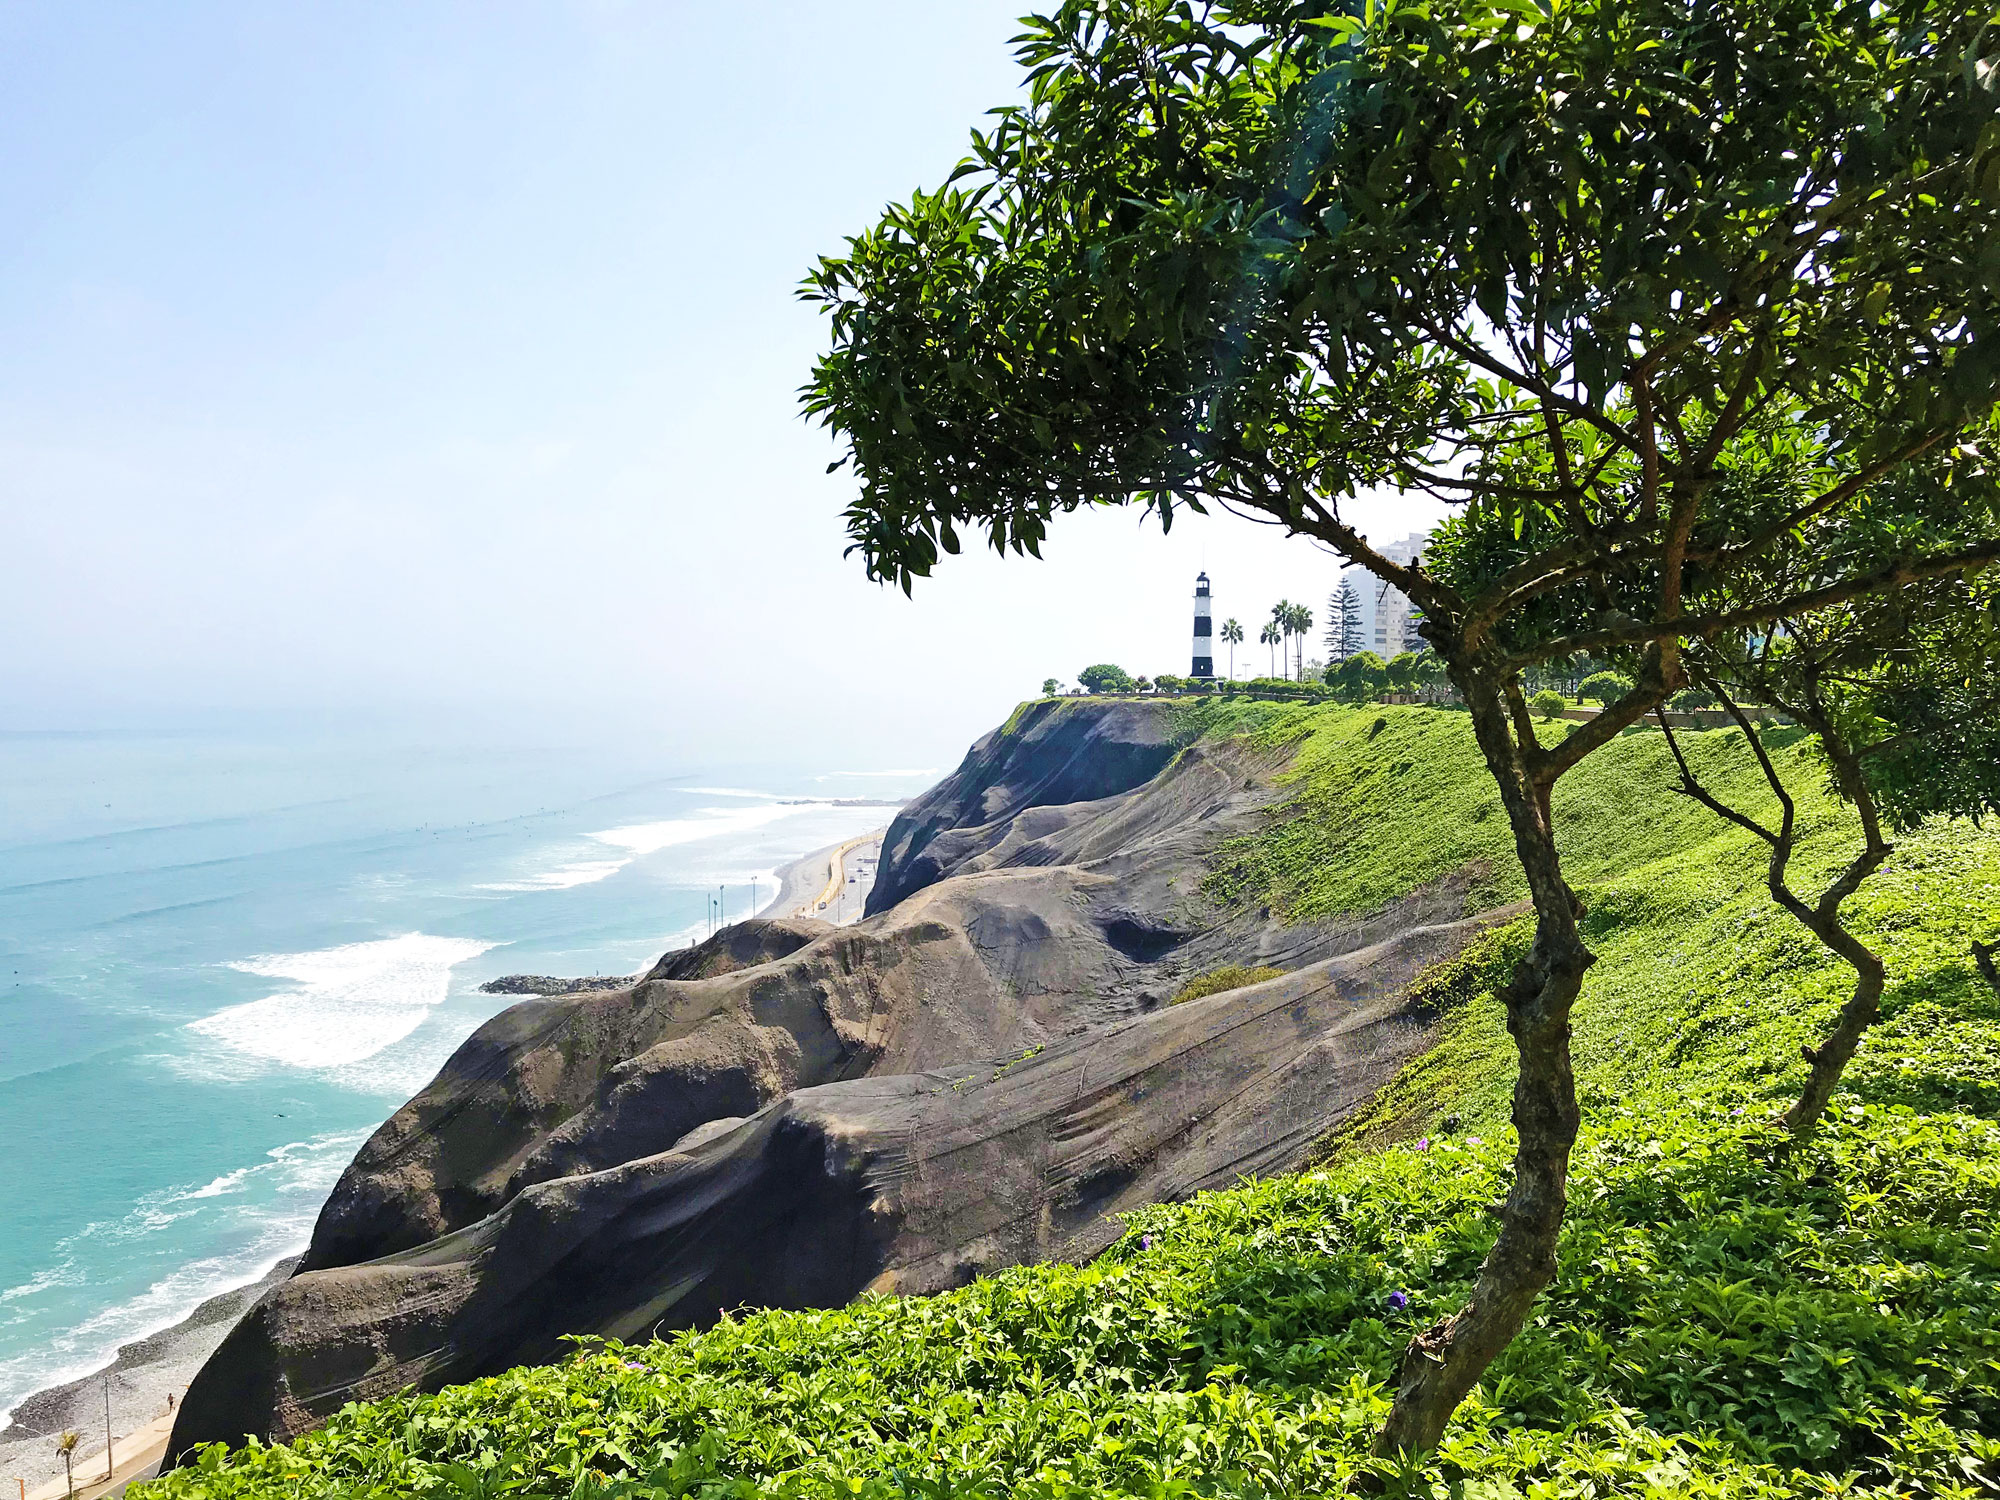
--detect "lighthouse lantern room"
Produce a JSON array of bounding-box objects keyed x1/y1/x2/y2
[{"x1": 1191, "y1": 573, "x2": 1214, "y2": 679}]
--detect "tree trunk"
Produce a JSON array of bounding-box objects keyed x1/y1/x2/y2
[
  {"x1": 1768, "y1": 726, "x2": 1891, "y2": 1137},
  {"x1": 1369, "y1": 666, "x2": 1588, "y2": 1462},
  {"x1": 1783, "y1": 933, "x2": 1887, "y2": 1133}
]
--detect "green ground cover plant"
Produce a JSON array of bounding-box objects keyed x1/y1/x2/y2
[
  {"x1": 144, "y1": 706, "x2": 2000, "y2": 1499},
  {"x1": 1171, "y1": 965, "x2": 1286, "y2": 1006}
]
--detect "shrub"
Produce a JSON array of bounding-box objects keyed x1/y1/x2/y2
[
  {"x1": 1531, "y1": 690, "x2": 1568, "y2": 720},
  {"x1": 1078, "y1": 663, "x2": 1134, "y2": 694},
  {"x1": 1579, "y1": 670, "x2": 1636, "y2": 706},
  {"x1": 1327, "y1": 651, "x2": 1389, "y2": 703},
  {"x1": 1170, "y1": 964, "x2": 1285, "y2": 1005}
]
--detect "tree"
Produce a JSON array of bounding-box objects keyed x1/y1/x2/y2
[
  {"x1": 1385, "y1": 652, "x2": 1420, "y2": 694},
  {"x1": 804, "y1": 0, "x2": 2000, "y2": 1458},
  {"x1": 1077, "y1": 663, "x2": 1133, "y2": 695},
  {"x1": 1041, "y1": 677, "x2": 1061, "y2": 698},
  {"x1": 1133, "y1": 675, "x2": 1154, "y2": 694},
  {"x1": 1578, "y1": 671, "x2": 1636, "y2": 708},
  {"x1": 1287, "y1": 602, "x2": 1314, "y2": 680},
  {"x1": 1669, "y1": 687, "x2": 1716, "y2": 712},
  {"x1": 1328, "y1": 650, "x2": 1389, "y2": 704},
  {"x1": 1660, "y1": 554, "x2": 2000, "y2": 1134},
  {"x1": 1327, "y1": 576, "x2": 1366, "y2": 662},
  {"x1": 1220, "y1": 617, "x2": 1244, "y2": 679},
  {"x1": 1531, "y1": 690, "x2": 1568, "y2": 720},
  {"x1": 1258, "y1": 619, "x2": 1280, "y2": 678},
  {"x1": 1412, "y1": 649, "x2": 1447, "y2": 704},
  {"x1": 56, "y1": 1430, "x2": 79, "y2": 1500},
  {"x1": 1268, "y1": 601, "x2": 1294, "y2": 680}
]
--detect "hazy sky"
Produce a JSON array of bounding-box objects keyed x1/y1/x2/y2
[{"x1": 0, "y1": 2, "x2": 1445, "y2": 767}]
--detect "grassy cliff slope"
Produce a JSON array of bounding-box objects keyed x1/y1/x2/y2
[{"x1": 144, "y1": 705, "x2": 2000, "y2": 1499}]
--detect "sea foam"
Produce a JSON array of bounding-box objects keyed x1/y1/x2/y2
[
  {"x1": 188, "y1": 933, "x2": 495, "y2": 1071},
  {"x1": 482, "y1": 800, "x2": 835, "y2": 893},
  {"x1": 591, "y1": 801, "x2": 832, "y2": 857}
]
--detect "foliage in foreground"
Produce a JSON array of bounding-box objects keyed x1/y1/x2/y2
[{"x1": 145, "y1": 707, "x2": 2000, "y2": 1499}]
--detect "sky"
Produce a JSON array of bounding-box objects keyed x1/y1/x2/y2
[{"x1": 0, "y1": 2, "x2": 1447, "y2": 768}]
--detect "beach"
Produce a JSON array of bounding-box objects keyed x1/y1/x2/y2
[{"x1": 0, "y1": 1261, "x2": 293, "y2": 1497}]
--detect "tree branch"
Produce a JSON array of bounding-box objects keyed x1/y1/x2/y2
[
  {"x1": 1657, "y1": 709, "x2": 1780, "y2": 847},
  {"x1": 1508, "y1": 540, "x2": 2000, "y2": 667}
]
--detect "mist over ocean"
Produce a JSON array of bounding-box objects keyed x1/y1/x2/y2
[{"x1": 0, "y1": 731, "x2": 933, "y2": 1428}]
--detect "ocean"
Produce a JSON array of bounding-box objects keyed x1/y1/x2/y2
[{"x1": 0, "y1": 731, "x2": 934, "y2": 1429}]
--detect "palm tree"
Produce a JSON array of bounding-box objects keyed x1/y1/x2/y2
[
  {"x1": 1220, "y1": 618, "x2": 1243, "y2": 679},
  {"x1": 1258, "y1": 619, "x2": 1281, "y2": 678},
  {"x1": 1288, "y1": 603, "x2": 1314, "y2": 680},
  {"x1": 1269, "y1": 601, "x2": 1293, "y2": 680},
  {"x1": 56, "y1": 1430, "x2": 80, "y2": 1500}
]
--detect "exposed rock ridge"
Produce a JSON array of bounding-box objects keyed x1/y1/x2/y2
[
  {"x1": 866, "y1": 698, "x2": 1185, "y2": 915},
  {"x1": 479, "y1": 974, "x2": 634, "y2": 996}
]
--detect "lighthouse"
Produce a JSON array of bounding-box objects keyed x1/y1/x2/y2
[{"x1": 1191, "y1": 572, "x2": 1214, "y2": 679}]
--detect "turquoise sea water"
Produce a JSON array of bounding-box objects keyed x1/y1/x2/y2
[{"x1": 0, "y1": 731, "x2": 933, "y2": 1426}]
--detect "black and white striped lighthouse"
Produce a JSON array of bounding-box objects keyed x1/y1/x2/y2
[{"x1": 1191, "y1": 572, "x2": 1214, "y2": 679}]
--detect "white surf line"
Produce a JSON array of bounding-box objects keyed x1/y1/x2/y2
[{"x1": 189, "y1": 933, "x2": 497, "y2": 1071}]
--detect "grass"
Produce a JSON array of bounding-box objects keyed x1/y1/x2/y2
[{"x1": 142, "y1": 704, "x2": 2000, "y2": 1500}]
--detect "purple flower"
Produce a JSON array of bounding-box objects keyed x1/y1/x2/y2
[
  {"x1": 1386, "y1": 1291, "x2": 1409, "y2": 1312},
  {"x1": 1415, "y1": 1137, "x2": 1430, "y2": 1151},
  {"x1": 1465, "y1": 1135, "x2": 1484, "y2": 1146},
  {"x1": 621, "y1": 1361, "x2": 649, "y2": 1373},
  {"x1": 1140, "y1": 1234, "x2": 1153, "y2": 1250}
]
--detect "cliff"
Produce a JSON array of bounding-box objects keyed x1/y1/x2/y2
[
  {"x1": 168, "y1": 699, "x2": 1497, "y2": 1459},
  {"x1": 865, "y1": 698, "x2": 1187, "y2": 914}
]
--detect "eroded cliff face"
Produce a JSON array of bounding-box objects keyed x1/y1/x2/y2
[
  {"x1": 865, "y1": 698, "x2": 1187, "y2": 915},
  {"x1": 171, "y1": 700, "x2": 1498, "y2": 1460}
]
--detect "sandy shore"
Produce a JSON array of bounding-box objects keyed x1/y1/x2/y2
[{"x1": 0, "y1": 1259, "x2": 294, "y2": 1496}]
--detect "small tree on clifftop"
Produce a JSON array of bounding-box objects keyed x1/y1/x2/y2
[
  {"x1": 805, "y1": 0, "x2": 2000, "y2": 1461},
  {"x1": 1660, "y1": 524, "x2": 2000, "y2": 1135}
]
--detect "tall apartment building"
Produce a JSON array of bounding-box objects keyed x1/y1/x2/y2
[{"x1": 1346, "y1": 531, "x2": 1430, "y2": 659}]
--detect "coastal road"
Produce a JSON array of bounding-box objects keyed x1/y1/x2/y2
[
  {"x1": 783, "y1": 831, "x2": 883, "y2": 926},
  {"x1": 20, "y1": 1406, "x2": 172, "y2": 1500}
]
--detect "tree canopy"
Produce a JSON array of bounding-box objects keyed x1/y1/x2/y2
[{"x1": 807, "y1": 0, "x2": 2000, "y2": 631}]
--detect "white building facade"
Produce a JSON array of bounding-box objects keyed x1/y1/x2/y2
[{"x1": 1347, "y1": 531, "x2": 1429, "y2": 659}]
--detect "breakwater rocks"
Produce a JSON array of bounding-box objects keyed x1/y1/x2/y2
[
  {"x1": 169, "y1": 698, "x2": 1501, "y2": 1461},
  {"x1": 479, "y1": 975, "x2": 636, "y2": 996}
]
